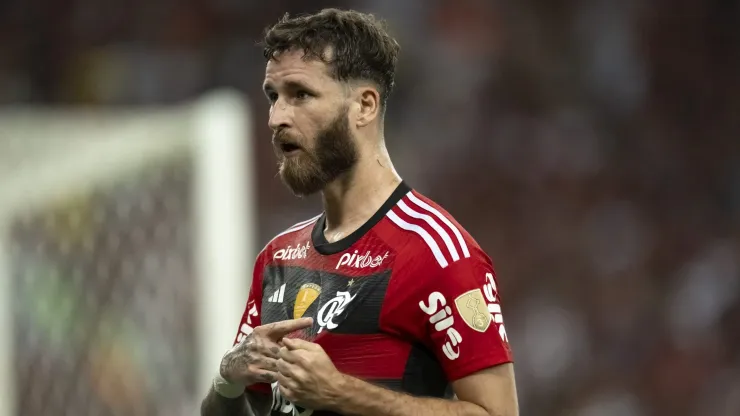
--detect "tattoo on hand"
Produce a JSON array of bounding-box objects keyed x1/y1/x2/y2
[{"x1": 220, "y1": 332, "x2": 280, "y2": 385}]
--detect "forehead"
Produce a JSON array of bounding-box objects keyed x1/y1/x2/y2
[{"x1": 264, "y1": 49, "x2": 334, "y2": 87}]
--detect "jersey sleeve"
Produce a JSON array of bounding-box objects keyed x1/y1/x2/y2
[
  {"x1": 232, "y1": 251, "x2": 272, "y2": 395},
  {"x1": 415, "y1": 250, "x2": 513, "y2": 381}
]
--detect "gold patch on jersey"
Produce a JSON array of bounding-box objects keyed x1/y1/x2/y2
[
  {"x1": 294, "y1": 283, "x2": 322, "y2": 319},
  {"x1": 454, "y1": 289, "x2": 492, "y2": 333}
]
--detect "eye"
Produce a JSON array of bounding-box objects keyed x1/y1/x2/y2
[
  {"x1": 296, "y1": 90, "x2": 311, "y2": 100},
  {"x1": 267, "y1": 92, "x2": 279, "y2": 103}
]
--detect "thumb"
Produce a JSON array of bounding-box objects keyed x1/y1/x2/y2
[{"x1": 283, "y1": 337, "x2": 321, "y2": 352}]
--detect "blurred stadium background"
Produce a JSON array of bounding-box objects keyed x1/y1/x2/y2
[{"x1": 1, "y1": 0, "x2": 739, "y2": 415}]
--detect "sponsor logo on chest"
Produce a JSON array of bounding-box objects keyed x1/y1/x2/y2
[
  {"x1": 274, "y1": 242, "x2": 310, "y2": 261},
  {"x1": 336, "y1": 250, "x2": 389, "y2": 270}
]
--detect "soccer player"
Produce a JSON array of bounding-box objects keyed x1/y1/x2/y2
[{"x1": 201, "y1": 8, "x2": 518, "y2": 416}]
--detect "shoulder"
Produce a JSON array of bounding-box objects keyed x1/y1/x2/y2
[
  {"x1": 379, "y1": 189, "x2": 489, "y2": 272},
  {"x1": 256, "y1": 213, "x2": 322, "y2": 264}
]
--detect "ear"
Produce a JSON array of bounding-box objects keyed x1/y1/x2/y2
[{"x1": 354, "y1": 87, "x2": 380, "y2": 128}]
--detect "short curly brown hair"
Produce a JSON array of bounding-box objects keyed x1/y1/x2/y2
[{"x1": 261, "y1": 8, "x2": 400, "y2": 108}]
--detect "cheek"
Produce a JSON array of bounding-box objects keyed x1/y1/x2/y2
[
  {"x1": 293, "y1": 113, "x2": 321, "y2": 137},
  {"x1": 300, "y1": 121, "x2": 327, "y2": 145}
]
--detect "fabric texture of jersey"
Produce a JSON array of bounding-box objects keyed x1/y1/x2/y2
[{"x1": 233, "y1": 182, "x2": 513, "y2": 416}]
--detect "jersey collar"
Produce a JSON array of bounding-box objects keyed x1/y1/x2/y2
[{"x1": 312, "y1": 181, "x2": 411, "y2": 255}]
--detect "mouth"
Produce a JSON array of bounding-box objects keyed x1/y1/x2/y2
[
  {"x1": 280, "y1": 142, "x2": 302, "y2": 154},
  {"x1": 276, "y1": 138, "x2": 304, "y2": 157}
]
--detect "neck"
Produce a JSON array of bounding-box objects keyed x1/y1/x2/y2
[{"x1": 322, "y1": 142, "x2": 401, "y2": 235}]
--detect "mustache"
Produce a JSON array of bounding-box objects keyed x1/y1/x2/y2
[{"x1": 272, "y1": 130, "x2": 300, "y2": 146}]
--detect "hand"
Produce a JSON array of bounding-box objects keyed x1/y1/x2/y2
[
  {"x1": 275, "y1": 337, "x2": 345, "y2": 411},
  {"x1": 220, "y1": 318, "x2": 313, "y2": 386}
]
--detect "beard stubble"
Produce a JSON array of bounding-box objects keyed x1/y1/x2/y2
[{"x1": 275, "y1": 107, "x2": 359, "y2": 196}]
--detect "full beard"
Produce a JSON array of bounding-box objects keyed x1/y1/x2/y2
[{"x1": 276, "y1": 109, "x2": 359, "y2": 197}]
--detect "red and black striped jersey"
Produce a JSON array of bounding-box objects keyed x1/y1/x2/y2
[{"x1": 233, "y1": 182, "x2": 513, "y2": 416}]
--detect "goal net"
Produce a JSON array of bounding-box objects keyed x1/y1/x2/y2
[{"x1": 0, "y1": 90, "x2": 256, "y2": 416}]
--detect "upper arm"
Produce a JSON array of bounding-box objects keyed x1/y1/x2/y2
[
  {"x1": 428, "y1": 253, "x2": 518, "y2": 414},
  {"x1": 415, "y1": 250, "x2": 513, "y2": 381},
  {"x1": 452, "y1": 363, "x2": 519, "y2": 416}
]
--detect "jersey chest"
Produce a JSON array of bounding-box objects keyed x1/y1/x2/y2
[
  {"x1": 261, "y1": 233, "x2": 397, "y2": 334},
  {"x1": 260, "y1": 261, "x2": 392, "y2": 337}
]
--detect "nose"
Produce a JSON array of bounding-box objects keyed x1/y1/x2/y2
[{"x1": 268, "y1": 99, "x2": 292, "y2": 132}]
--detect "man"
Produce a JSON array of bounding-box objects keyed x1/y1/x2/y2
[{"x1": 201, "y1": 8, "x2": 518, "y2": 416}]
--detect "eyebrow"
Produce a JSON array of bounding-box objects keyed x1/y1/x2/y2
[{"x1": 263, "y1": 80, "x2": 314, "y2": 95}]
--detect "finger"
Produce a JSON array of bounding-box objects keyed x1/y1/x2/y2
[
  {"x1": 282, "y1": 337, "x2": 322, "y2": 352},
  {"x1": 263, "y1": 347, "x2": 280, "y2": 360},
  {"x1": 276, "y1": 358, "x2": 298, "y2": 377},
  {"x1": 251, "y1": 368, "x2": 278, "y2": 384},
  {"x1": 276, "y1": 371, "x2": 295, "y2": 390},
  {"x1": 256, "y1": 341, "x2": 281, "y2": 359},
  {"x1": 278, "y1": 346, "x2": 303, "y2": 364},
  {"x1": 256, "y1": 318, "x2": 313, "y2": 340},
  {"x1": 278, "y1": 379, "x2": 297, "y2": 401},
  {"x1": 277, "y1": 374, "x2": 298, "y2": 402},
  {"x1": 277, "y1": 360, "x2": 293, "y2": 377},
  {"x1": 256, "y1": 357, "x2": 280, "y2": 372},
  {"x1": 261, "y1": 318, "x2": 314, "y2": 340}
]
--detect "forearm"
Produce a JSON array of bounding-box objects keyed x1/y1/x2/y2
[
  {"x1": 201, "y1": 386, "x2": 249, "y2": 416},
  {"x1": 329, "y1": 375, "x2": 489, "y2": 416},
  {"x1": 201, "y1": 386, "x2": 271, "y2": 416}
]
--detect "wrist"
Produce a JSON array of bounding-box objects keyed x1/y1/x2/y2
[
  {"x1": 326, "y1": 373, "x2": 353, "y2": 412},
  {"x1": 213, "y1": 373, "x2": 246, "y2": 399}
]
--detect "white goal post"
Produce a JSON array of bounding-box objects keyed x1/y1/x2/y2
[{"x1": 0, "y1": 89, "x2": 256, "y2": 415}]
